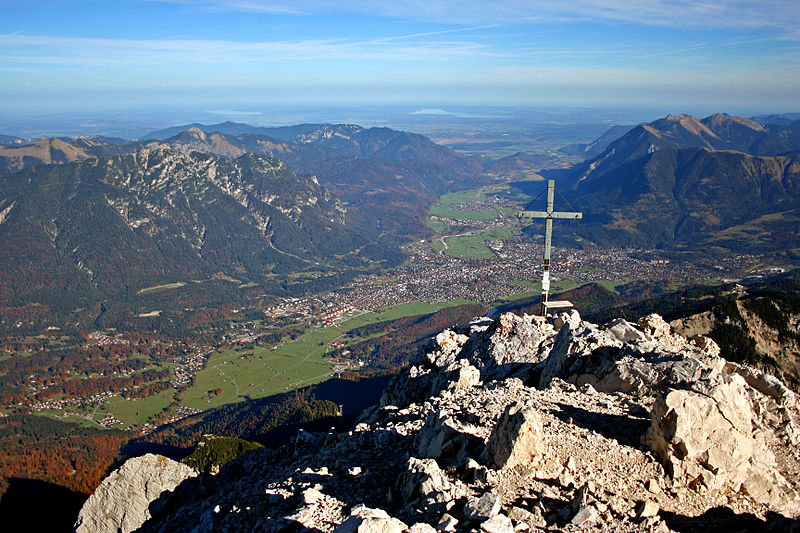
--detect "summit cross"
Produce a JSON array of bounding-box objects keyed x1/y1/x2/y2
[{"x1": 520, "y1": 179, "x2": 582, "y2": 316}]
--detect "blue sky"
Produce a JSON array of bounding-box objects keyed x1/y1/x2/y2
[{"x1": 1, "y1": 0, "x2": 798, "y2": 114}]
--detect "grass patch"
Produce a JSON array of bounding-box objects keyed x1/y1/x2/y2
[
  {"x1": 595, "y1": 280, "x2": 625, "y2": 294},
  {"x1": 341, "y1": 300, "x2": 476, "y2": 329},
  {"x1": 427, "y1": 218, "x2": 448, "y2": 233},
  {"x1": 513, "y1": 280, "x2": 541, "y2": 289},
  {"x1": 438, "y1": 190, "x2": 484, "y2": 205},
  {"x1": 500, "y1": 290, "x2": 540, "y2": 302},
  {"x1": 444, "y1": 235, "x2": 495, "y2": 258},
  {"x1": 35, "y1": 412, "x2": 105, "y2": 430},
  {"x1": 428, "y1": 206, "x2": 498, "y2": 221},
  {"x1": 440, "y1": 228, "x2": 513, "y2": 259},
  {"x1": 181, "y1": 340, "x2": 333, "y2": 410},
  {"x1": 106, "y1": 390, "x2": 174, "y2": 427},
  {"x1": 177, "y1": 299, "x2": 476, "y2": 412}
]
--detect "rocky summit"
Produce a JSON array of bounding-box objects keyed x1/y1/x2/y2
[{"x1": 78, "y1": 311, "x2": 800, "y2": 532}]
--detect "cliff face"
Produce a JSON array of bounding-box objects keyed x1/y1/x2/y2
[
  {"x1": 79, "y1": 311, "x2": 800, "y2": 532},
  {"x1": 670, "y1": 296, "x2": 800, "y2": 391}
]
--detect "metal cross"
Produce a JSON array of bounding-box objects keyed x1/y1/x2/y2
[{"x1": 520, "y1": 179, "x2": 582, "y2": 316}]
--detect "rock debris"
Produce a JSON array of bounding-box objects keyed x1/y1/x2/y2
[{"x1": 78, "y1": 311, "x2": 800, "y2": 532}]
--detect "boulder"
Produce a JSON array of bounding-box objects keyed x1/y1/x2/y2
[
  {"x1": 480, "y1": 513, "x2": 514, "y2": 533},
  {"x1": 334, "y1": 505, "x2": 408, "y2": 533},
  {"x1": 481, "y1": 402, "x2": 544, "y2": 470},
  {"x1": 399, "y1": 457, "x2": 453, "y2": 505},
  {"x1": 449, "y1": 359, "x2": 481, "y2": 389},
  {"x1": 465, "y1": 491, "x2": 501, "y2": 521},
  {"x1": 427, "y1": 329, "x2": 469, "y2": 368},
  {"x1": 606, "y1": 318, "x2": 647, "y2": 343},
  {"x1": 646, "y1": 375, "x2": 799, "y2": 513},
  {"x1": 74, "y1": 454, "x2": 197, "y2": 533},
  {"x1": 415, "y1": 409, "x2": 484, "y2": 465},
  {"x1": 538, "y1": 318, "x2": 622, "y2": 389}
]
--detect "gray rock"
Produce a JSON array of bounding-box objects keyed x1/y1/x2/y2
[
  {"x1": 646, "y1": 374, "x2": 800, "y2": 513},
  {"x1": 437, "y1": 513, "x2": 459, "y2": 531},
  {"x1": 507, "y1": 506, "x2": 534, "y2": 524},
  {"x1": 303, "y1": 487, "x2": 325, "y2": 505},
  {"x1": 607, "y1": 318, "x2": 648, "y2": 343},
  {"x1": 334, "y1": 505, "x2": 408, "y2": 533},
  {"x1": 74, "y1": 453, "x2": 197, "y2": 533},
  {"x1": 482, "y1": 402, "x2": 544, "y2": 470},
  {"x1": 466, "y1": 491, "x2": 501, "y2": 521},
  {"x1": 416, "y1": 409, "x2": 484, "y2": 465},
  {"x1": 480, "y1": 513, "x2": 514, "y2": 533},
  {"x1": 635, "y1": 500, "x2": 660, "y2": 518},
  {"x1": 450, "y1": 359, "x2": 481, "y2": 389},
  {"x1": 570, "y1": 505, "x2": 599, "y2": 526},
  {"x1": 399, "y1": 457, "x2": 453, "y2": 504}
]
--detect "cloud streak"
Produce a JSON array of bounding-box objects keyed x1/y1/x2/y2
[
  {"x1": 149, "y1": 0, "x2": 800, "y2": 35},
  {"x1": 0, "y1": 33, "x2": 495, "y2": 67}
]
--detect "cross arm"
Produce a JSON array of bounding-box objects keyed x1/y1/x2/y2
[
  {"x1": 551, "y1": 212, "x2": 582, "y2": 220},
  {"x1": 520, "y1": 210, "x2": 582, "y2": 219}
]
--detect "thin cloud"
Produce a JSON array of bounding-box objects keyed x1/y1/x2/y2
[
  {"x1": 0, "y1": 33, "x2": 495, "y2": 66},
  {"x1": 148, "y1": 0, "x2": 308, "y2": 15},
  {"x1": 370, "y1": 25, "x2": 499, "y2": 43},
  {"x1": 149, "y1": 0, "x2": 800, "y2": 36}
]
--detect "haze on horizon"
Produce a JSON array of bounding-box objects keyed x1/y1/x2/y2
[{"x1": 1, "y1": 0, "x2": 799, "y2": 119}]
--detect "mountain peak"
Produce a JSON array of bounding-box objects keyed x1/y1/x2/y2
[
  {"x1": 704, "y1": 112, "x2": 764, "y2": 133},
  {"x1": 179, "y1": 127, "x2": 209, "y2": 141},
  {"x1": 662, "y1": 113, "x2": 717, "y2": 138}
]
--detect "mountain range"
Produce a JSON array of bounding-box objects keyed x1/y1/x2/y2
[
  {"x1": 0, "y1": 146, "x2": 403, "y2": 331},
  {"x1": 3, "y1": 114, "x2": 800, "y2": 331},
  {"x1": 546, "y1": 113, "x2": 800, "y2": 254}
]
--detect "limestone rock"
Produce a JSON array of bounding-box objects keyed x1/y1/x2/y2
[
  {"x1": 399, "y1": 457, "x2": 453, "y2": 505},
  {"x1": 481, "y1": 402, "x2": 544, "y2": 470},
  {"x1": 606, "y1": 318, "x2": 648, "y2": 343},
  {"x1": 480, "y1": 513, "x2": 514, "y2": 533},
  {"x1": 334, "y1": 505, "x2": 408, "y2": 533},
  {"x1": 449, "y1": 359, "x2": 481, "y2": 389},
  {"x1": 437, "y1": 513, "x2": 459, "y2": 531},
  {"x1": 637, "y1": 314, "x2": 672, "y2": 341},
  {"x1": 646, "y1": 374, "x2": 799, "y2": 512},
  {"x1": 427, "y1": 329, "x2": 469, "y2": 368},
  {"x1": 646, "y1": 377, "x2": 753, "y2": 487},
  {"x1": 538, "y1": 318, "x2": 623, "y2": 389},
  {"x1": 415, "y1": 409, "x2": 483, "y2": 465},
  {"x1": 570, "y1": 505, "x2": 599, "y2": 526},
  {"x1": 74, "y1": 453, "x2": 197, "y2": 533},
  {"x1": 635, "y1": 500, "x2": 660, "y2": 518},
  {"x1": 465, "y1": 491, "x2": 501, "y2": 521},
  {"x1": 285, "y1": 489, "x2": 347, "y2": 531}
]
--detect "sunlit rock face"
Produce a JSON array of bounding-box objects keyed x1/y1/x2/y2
[{"x1": 83, "y1": 311, "x2": 800, "y2": 532}]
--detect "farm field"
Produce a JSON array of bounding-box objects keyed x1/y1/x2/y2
[
  {"x1": 106, "y1": 390, "x2": 173, "y2": 427},
  {"x1": 180, "y1": 298, "x2": 477, "y2": 410}
]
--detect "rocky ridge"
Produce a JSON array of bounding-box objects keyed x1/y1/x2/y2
[{"x1": 80, "y1": 311, "x2": 800, "y2": 532}]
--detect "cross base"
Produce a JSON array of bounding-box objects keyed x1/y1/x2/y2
[{"x1": 542, "y1": 300, "x2": 574, "y2": 315}]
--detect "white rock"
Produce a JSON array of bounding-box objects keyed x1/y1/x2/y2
[
  {"x1": 466, "y1": 491, "x2": 501, "y2": 521},
  {"x1": 334, "y1": 505, "x2": 408, "y2": 533},
  {"x1": 74, "y1": 454, "x2": 197, "y2": 533},
  {"x1": 482, "y1": 402, "x2": 544, "y2": 470},
  {"x1": 481, "y1": 513, "x2": 514, "y2": 533}
]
